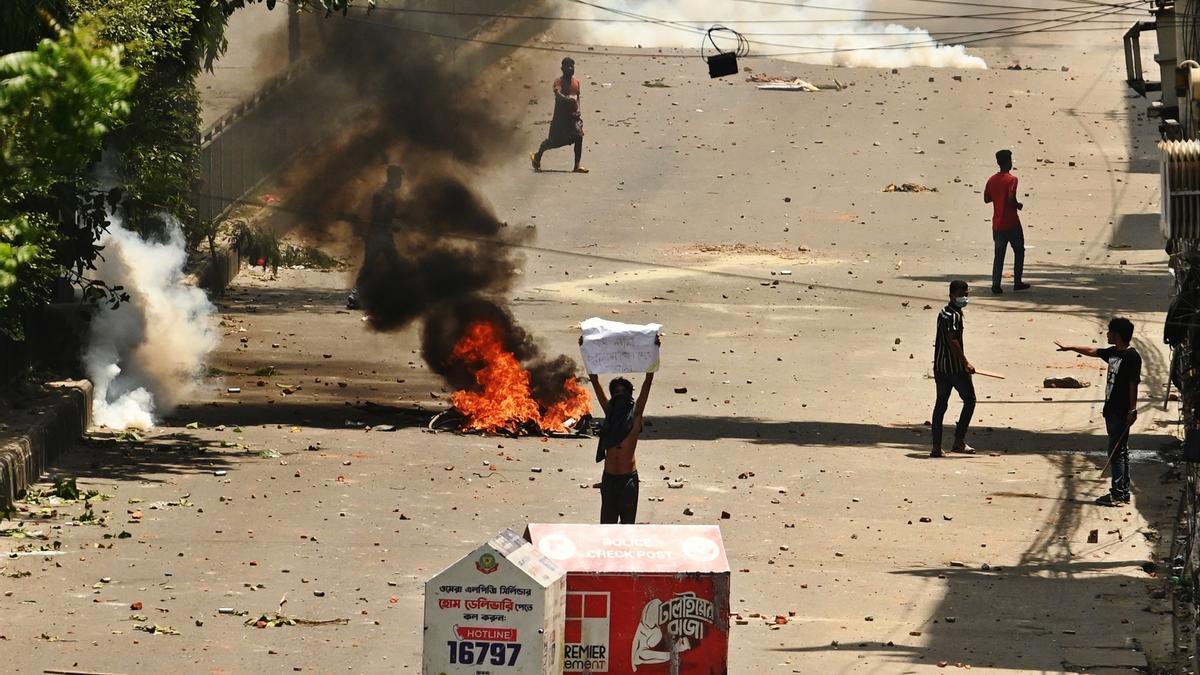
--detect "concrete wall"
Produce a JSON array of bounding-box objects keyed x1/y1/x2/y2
[{"x1": 0, "y1": 381, "x2": 91, "y2": 509}]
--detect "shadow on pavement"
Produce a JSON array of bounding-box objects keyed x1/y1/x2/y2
[
  {"x1": 764, "y1": 55, "x2": 1174, "y2": 675},
  {"x1": 216, "y1": 284, "x2": 353, "y2": 317},
  {"x1": 762, "y1": 447, "x2": 1178, "y2": 673},
  {"x1": 642, "y1": 415, "x2": 1168, "y2": 457},
  {"x1": 166, "y1": 400, "x2": 435, "y2": 431},
  {"x1": 773, "y1": 562, "x2": 1164, "y2": 672},
  {"x1": 906, "y1": 260, "x2": 1171, "y2": 317},
  {"x1": 1114, "y1": 213, "x2": 1163, "y2": 251},
  {"x1": 48, "y1": 432, "x2": 235, "y2": 485}
]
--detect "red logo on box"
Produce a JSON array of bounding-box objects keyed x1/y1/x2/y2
[{"x1": 565, "y1": 591, "x2": 612, "y2": 671}]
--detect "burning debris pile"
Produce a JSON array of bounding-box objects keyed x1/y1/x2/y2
[
  {"x1": 421, "y1": 299, "x2": 592, "y2": 436},
  {"x1": 437, "y1": 321, "x2": 591, "y2": 435},
  {"x1": 353, "y1": 174, "x2": 591, "y2": 436}
]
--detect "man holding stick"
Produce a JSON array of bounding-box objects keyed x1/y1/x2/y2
[
  {"x1": 931, "y1": 280, "x2": 977, "y2": 458},
  {"x1": 1055, "y1": 318, "x2": 1141, "y2": 506}
]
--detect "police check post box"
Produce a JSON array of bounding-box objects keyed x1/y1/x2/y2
[
  {"x1": 525, "y1": 524, "x2": 731, "y2": 675},
  {"x1": 423, "y1": 529, "x2": 567, "y2": 675}
]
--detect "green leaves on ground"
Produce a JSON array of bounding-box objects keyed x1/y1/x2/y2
[
  {"x1": 51, "y1": 476, "x2": 79, "y2": 500},
  {"x1": 0, "y1": 527, "x2": 48, "y2": 539},
  {"x1": 19, "y1": 476, "x2": 109, "y2": 504}
]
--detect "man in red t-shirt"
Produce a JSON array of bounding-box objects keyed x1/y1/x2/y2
[
  {"x1": 530, "y1": 57, "x2": 588, "y2": 173},
  {"x1": 983, "y1": 149, "x2": 1030, "y2": 294}
]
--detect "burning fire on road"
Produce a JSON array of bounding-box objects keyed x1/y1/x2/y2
[{"x1": 447, "y1": 321, "x2": 591, "y2": 434}]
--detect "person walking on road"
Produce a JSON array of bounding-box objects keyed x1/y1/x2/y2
[
  {"x1": 931, "y1": 280, "x2": 977, "y2": 458},
  {"x1": 348, "y1": 164, "x2": 404, "y2": 310},
  {"x1": 984, "y1": 149, "x2": 1030, "y2": 294},
  {"x1": 531, "y1": 57, "x2": 588, "y2": 174},
  {"x1": 1054, "y1": 317, "x2": 1142, "y2": 506}
]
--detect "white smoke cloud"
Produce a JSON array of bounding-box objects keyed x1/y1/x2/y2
[
  {"x1": 85, "y1": 215, "x2": 217, "y2": 430},
  {"x1": 561, "y1": 0, "x2": 987, "y2": 69}
]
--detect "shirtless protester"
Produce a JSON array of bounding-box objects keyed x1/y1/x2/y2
[{"x1": 584, "y1": 337, "x2": 658, "y2": 524}]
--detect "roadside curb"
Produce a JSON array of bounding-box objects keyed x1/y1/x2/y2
[{"x1": 0, "y1": 380, "x2": 92, "y2": 509}]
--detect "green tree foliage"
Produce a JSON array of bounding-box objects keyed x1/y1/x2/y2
[
  {"x1": 64, "y1": 0, "x2": 370, "y2": 242},
  {"x1": 0, "y1": 18, "x2": 137, "y2": 339},
  {"x1": 0, "y1": 0, "x2": 366, "y2": 342},
  {"x1": 0, "y1": 19, "x2": 135, "y2": 192},
  {"x1": 0, "y1": 2, "x2": 70, "y2": 55},
  {"x1": 69, "y1": 0, "x2": 205, "y2": 239}
]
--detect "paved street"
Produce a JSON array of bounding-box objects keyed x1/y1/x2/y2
[{"x1": 2, "y1": 36, "x2": 1183, "y2": 674}]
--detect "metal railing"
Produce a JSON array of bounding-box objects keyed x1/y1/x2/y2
[{"x1": 195, "y1": 57, "x2": 324, "y2": 225}]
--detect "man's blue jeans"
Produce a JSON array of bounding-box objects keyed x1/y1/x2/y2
[{"x1": 992, "y1": 226, "x2": 1025, "y2": 289}]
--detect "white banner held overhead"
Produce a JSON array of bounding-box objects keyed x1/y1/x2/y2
[{"x1": 579, "y1": 317, "x2": 662, "y2": 375}]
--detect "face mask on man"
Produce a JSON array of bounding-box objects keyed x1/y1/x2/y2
[
  {"x1": 954, "y1": 296, "x2": 969, "y2": 308},
  {"x1": 608, "y1": 393, "x2": 634, "y2": 416},
  {"x1": 596, "y1": 392, "x2": 636, "y2": 463}
]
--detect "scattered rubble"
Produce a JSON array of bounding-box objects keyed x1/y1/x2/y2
[
  {"x1": 747, "y1": 73, "x2": 845, "y2": 91},
  {"x1": 1043, "y1": 377, "x2": 1090, "y2": 389},
  {"x1": 884, "y1": 182, "x2": 938, "y2": 193}
]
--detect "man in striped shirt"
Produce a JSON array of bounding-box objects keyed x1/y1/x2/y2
[{"x1": 931, "y1": 280, "x2": 976, "y2": 458}]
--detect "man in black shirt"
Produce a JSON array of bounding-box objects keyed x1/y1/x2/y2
[
  {"x1": 931, "y1": 280, "x2": 976, "y2": 458},
  {"x1": 1055, "y1": 317, "x2": 1141, "y2": 506}
]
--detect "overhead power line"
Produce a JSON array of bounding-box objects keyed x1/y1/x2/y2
[
  {"x1": 899, "y1": 0, "x2": 1142, "y2": 13},
  {"x1": 564, "y1": 0, "x2": 1143, "y2": 57},
  {"x1": 362, "y1": 3, "x2": 1137, "y2": 24},
  {"x1": 313, "y1": 0, "x2": 1143, "y2": 62},
  {"x1": 725, "y1": 0, "x2": 1142, "y2": 19}
]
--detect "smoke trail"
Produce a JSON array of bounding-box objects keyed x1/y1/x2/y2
[
  {"x1": 84, "y1": 215, "x2": 217, "y2": 429},
  {"x1": 560, "y1": 0, "x2": 987, "y2": 69}
]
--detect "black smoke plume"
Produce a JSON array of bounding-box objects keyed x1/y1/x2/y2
[
  {"x1": 355, "y1": 175, "x2": 526, "y2": 333},
  {"x1": 282, "y1": 5, "x2": 580, "y2": 407}
]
